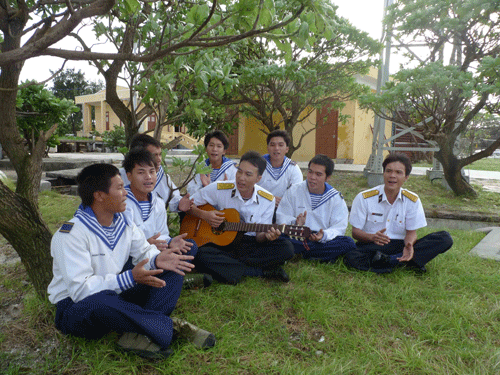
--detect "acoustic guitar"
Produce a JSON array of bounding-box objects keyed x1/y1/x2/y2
[{"x1": 180, "y1": 204, "x2": 311, "y2": 247}]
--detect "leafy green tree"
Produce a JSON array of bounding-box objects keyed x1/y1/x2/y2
[
  {"x1": 85, "y1": 0, "x2": 313, "y2": 147},
  {"x1": 213, "y1": 7, "x2": 381, "y2": 157},
  {"x1": 0, "y1": 0, "x2": 318, "y2": 297},
  {"x1": 17, "y1": 82, "x2": 79, "y2": 150},
  {"x1": 359, "y1": 0, "x2": 500, "y2": 197},
  {"x1": 51, "y1": 68, "x2": 104, "y2": 136}
]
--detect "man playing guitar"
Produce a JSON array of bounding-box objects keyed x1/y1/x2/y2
[{"x1": 186, "y1": 151, "x2": 295, "y2": 284}]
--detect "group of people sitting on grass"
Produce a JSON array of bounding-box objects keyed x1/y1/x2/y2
[{"x1": 47, "y1": 130, "x2": 453, "y2": 359}]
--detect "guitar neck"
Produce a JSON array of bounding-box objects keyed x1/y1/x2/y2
[{"x1": 224, "y1": 222, "x2": 278, "y2": 233}]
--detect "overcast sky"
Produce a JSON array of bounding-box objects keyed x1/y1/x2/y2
[{"x1": 20, "y1": 1, "x2": 387, "y2": 84}]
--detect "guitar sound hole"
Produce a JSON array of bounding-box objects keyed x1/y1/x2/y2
[{"x1": 212, "y1": 221, "x2": 226, "y2": 235}]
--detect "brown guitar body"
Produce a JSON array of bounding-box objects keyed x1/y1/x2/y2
[
  {"x1": 180, "y1": 203, "x2": 312, "y2": 248},
  {"x1": 180, "y1": 204, "x2": 241, "y2": 247}
]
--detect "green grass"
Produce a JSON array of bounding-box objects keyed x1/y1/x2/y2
[
  {"x1": 414, "y1": 157, "x2": 500, "y2": 172},
  {"x1": 0, "y1": 172, "x2": 499, "y2": 373},
  {"x1": 2, "y1": 226, "x2": 499, "y2": 374}
]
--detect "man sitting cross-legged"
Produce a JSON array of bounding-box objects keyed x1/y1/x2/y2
[
  {"x1": 344, "y1": 153, "x2": 453, "y2": 273},
  {"x1": 276, "y1": 154, "x2": 356, "y2": 263},
  {"x1": 48, "y1": 163, "x2": 215, "y2": 359},
  {"x1": 187, "y1": 151, "x2": 295, "y2": 285}
]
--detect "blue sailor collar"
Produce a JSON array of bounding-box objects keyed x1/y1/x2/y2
[
  {"x1": 206, "y1": 156, "x2": 236, "y2": 182},
  {"x1": 155, "y1": 165, "x2": 165, "y2": 190},
  {"x1": 263, "y1": 154, "x2": 293, "y2": 180},
  {"x1": 74, "y1": 204, "x2": 128, "y2": 250},
  {"x1": 124, "y1": 185, "x2": 155, "y2": 221},
  {"x1": 309, "y1": 182, "x2": 339, "y2": 210}
]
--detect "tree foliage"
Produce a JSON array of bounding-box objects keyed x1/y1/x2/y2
[
  {"x1": 51, "y1": 68, "x2": 104, "y2": 136},
  {"x1": 215, "y1": 6, "x2": 381, "y2": 157},
  {"x1": 17, "y1": 82, "x2": 79, "y2": 149},
  {"x1": 359, "y1": 0, "x2": 500, "y2": 196},
  {"x1": 0, "y1": 0, "x2": 326, "y2": 297}
]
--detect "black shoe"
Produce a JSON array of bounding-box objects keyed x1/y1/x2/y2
[
  {"x1": 371, "y1": 251, "x2": 391, "y2": 268},
  {"x1": 404, "y1": 261, "x2": 427, "y2": 274},
  {"x1": 117, "y1": 332, "x2": 174, "y2": 359},
  {"x1": 262, "y1": 267, "x2": 290, "y2": 282},
  {"x1": 171, "y1": 317, "x2": 216, "y2": 349},
  {"x1": 183, "y1": 273, "x2": 213, "y2": 290}
]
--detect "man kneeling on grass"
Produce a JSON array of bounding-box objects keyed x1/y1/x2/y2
[
  {"x1": 47, "y1": 163, "x2": 215, "y2": 359},
  {"x1": 344, "y1": 153, "x2": 453, "y2": 273}
]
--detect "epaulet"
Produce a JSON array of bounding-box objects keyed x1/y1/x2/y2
[
  {"x1": 217, "y1": 182, "x2": 235, "y2": 190},
  {"x1": 257, "y1": 189, "x2": 274, "y2": 201},
  {"x1": 362, "y1": 189, "x2": 379, "y2": 199},
  {"x1": 402, "y1": 189, "x2": 418, "y2": 202},
  {"x1": 59, "y1": 222, "x2": 74, "y2": 233}
]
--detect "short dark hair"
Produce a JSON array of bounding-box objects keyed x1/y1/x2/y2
[
  {"x1": 309, "y1": 154, "x2": 334, "y2": 177},
  {"x1": 129, "y1": 133, "x2": 162, "y2": 150},
  {"x1": 239, "y1": 150, "x2": 266, "y2": 176},
  {"x1": 76, "y1": 163, "x2": 120, "y2": 206},
  {"x1": 123, "y1": 148, "x2": 155, "y2": 173},
  {"x1": 383, "y1": 153, "x2": 412, "y2": 176},
  {"x1": 204, "y1": 130, "x2": 229, "y2": 150},
  {"x1": 266, "y1": 130, "x2": 291, "y2": 147}
]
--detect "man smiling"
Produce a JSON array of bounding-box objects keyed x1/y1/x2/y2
[
  {"x1": 276, "y1": 154, "x2": 356, "y2": 263},
  {"x1": 345, "y1": 153, "x2": 453, "y2": 273},
  {"x1": 123, "y1": 148, "x2": 195, "y2": 253},
  {"x1": 187, "y1": 130, "x2": 237, "y2": 196}
]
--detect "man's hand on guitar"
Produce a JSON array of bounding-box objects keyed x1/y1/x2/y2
[
  {"x1": 264, "y1": 227, "x2": 281, "y2": 242},
  {"x1": 204, "y1": 210, "x2": 225, "y2": 228},
  {"x1": 169, "y1": 233, "x2": 193, "y2": 254}
]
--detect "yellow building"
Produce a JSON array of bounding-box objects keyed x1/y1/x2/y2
[
  {"x1": 74, "y1": 87, "x2": 200, "y2": 148},
  {"x1": 227, "y1": 68, "x2": 391, "y2": 165}
]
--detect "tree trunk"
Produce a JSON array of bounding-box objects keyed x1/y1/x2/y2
[
  {"x1": 0, "y1": 30, "x2": 54, "y2": 298},
  {"x1": 0, "y1": 182, "x2": 53, "y2": 298},
  {"x1": 435, "y1": 143, "x2": 477, "y2": 197}
]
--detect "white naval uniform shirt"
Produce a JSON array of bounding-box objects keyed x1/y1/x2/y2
[
  {"x1": 48, "y1": 205, "x2": 160, "y2": 304},
  {"x1": 120, "y1": 165, "x2": 181, "y2": 212},
  {"x1": 186, "y1": 157, "x2": 238, "y2": 196},
  {"x1": 349, "y1": 184, "x2": 427, "y2": 240},
  {"x1": 276, "y1": 181, "x2": 349, "y2": 243},
  {"x1": 124, "y1": 187, "x2": 171, "y2": 242},
  {"x1": 258, "y1": 154, "x2": 303, "y2": 198},
  {"x1": 191, "y1": 180, "x2": 275, "y2": 237}
]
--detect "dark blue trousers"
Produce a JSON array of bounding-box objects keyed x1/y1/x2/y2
[
  {"x1": 55, "y1": 245, "x2": 198, "y2": 349},
  {"x1": 289, "y1": 235, "x2": 356, "y2": 263},
  {"x1": 343, "y1": 231, "x2": 453, "y2": 273},
  {"x1": 194, "y1": 235, "x2": 294, "y2": 284}
]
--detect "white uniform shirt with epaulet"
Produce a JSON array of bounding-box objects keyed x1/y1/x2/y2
[
  {"x1": 191, "y1": 180, "x2": 275, "y2": 236},
  {"x1": 258, "y1": 154, "x2": 303, "y2": 198},
  {"x1": 349, "y1": 184, "x2": 427, "y2": 240},
  {"x1": 120, "y1": 165, "x2": 181, "y2": 212},
  {"x1": 186, "y1": 157, "x2": 238, "y2": 196},
  {"x1": 123, "y1": 187, "x2": 171, "y2": 242},
  {"x1": 276, "y1": 181, "x2": 349, "y2": 243},
  {"x1": 47, "y1": 205, "x2": 160, "y2": 305}
]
